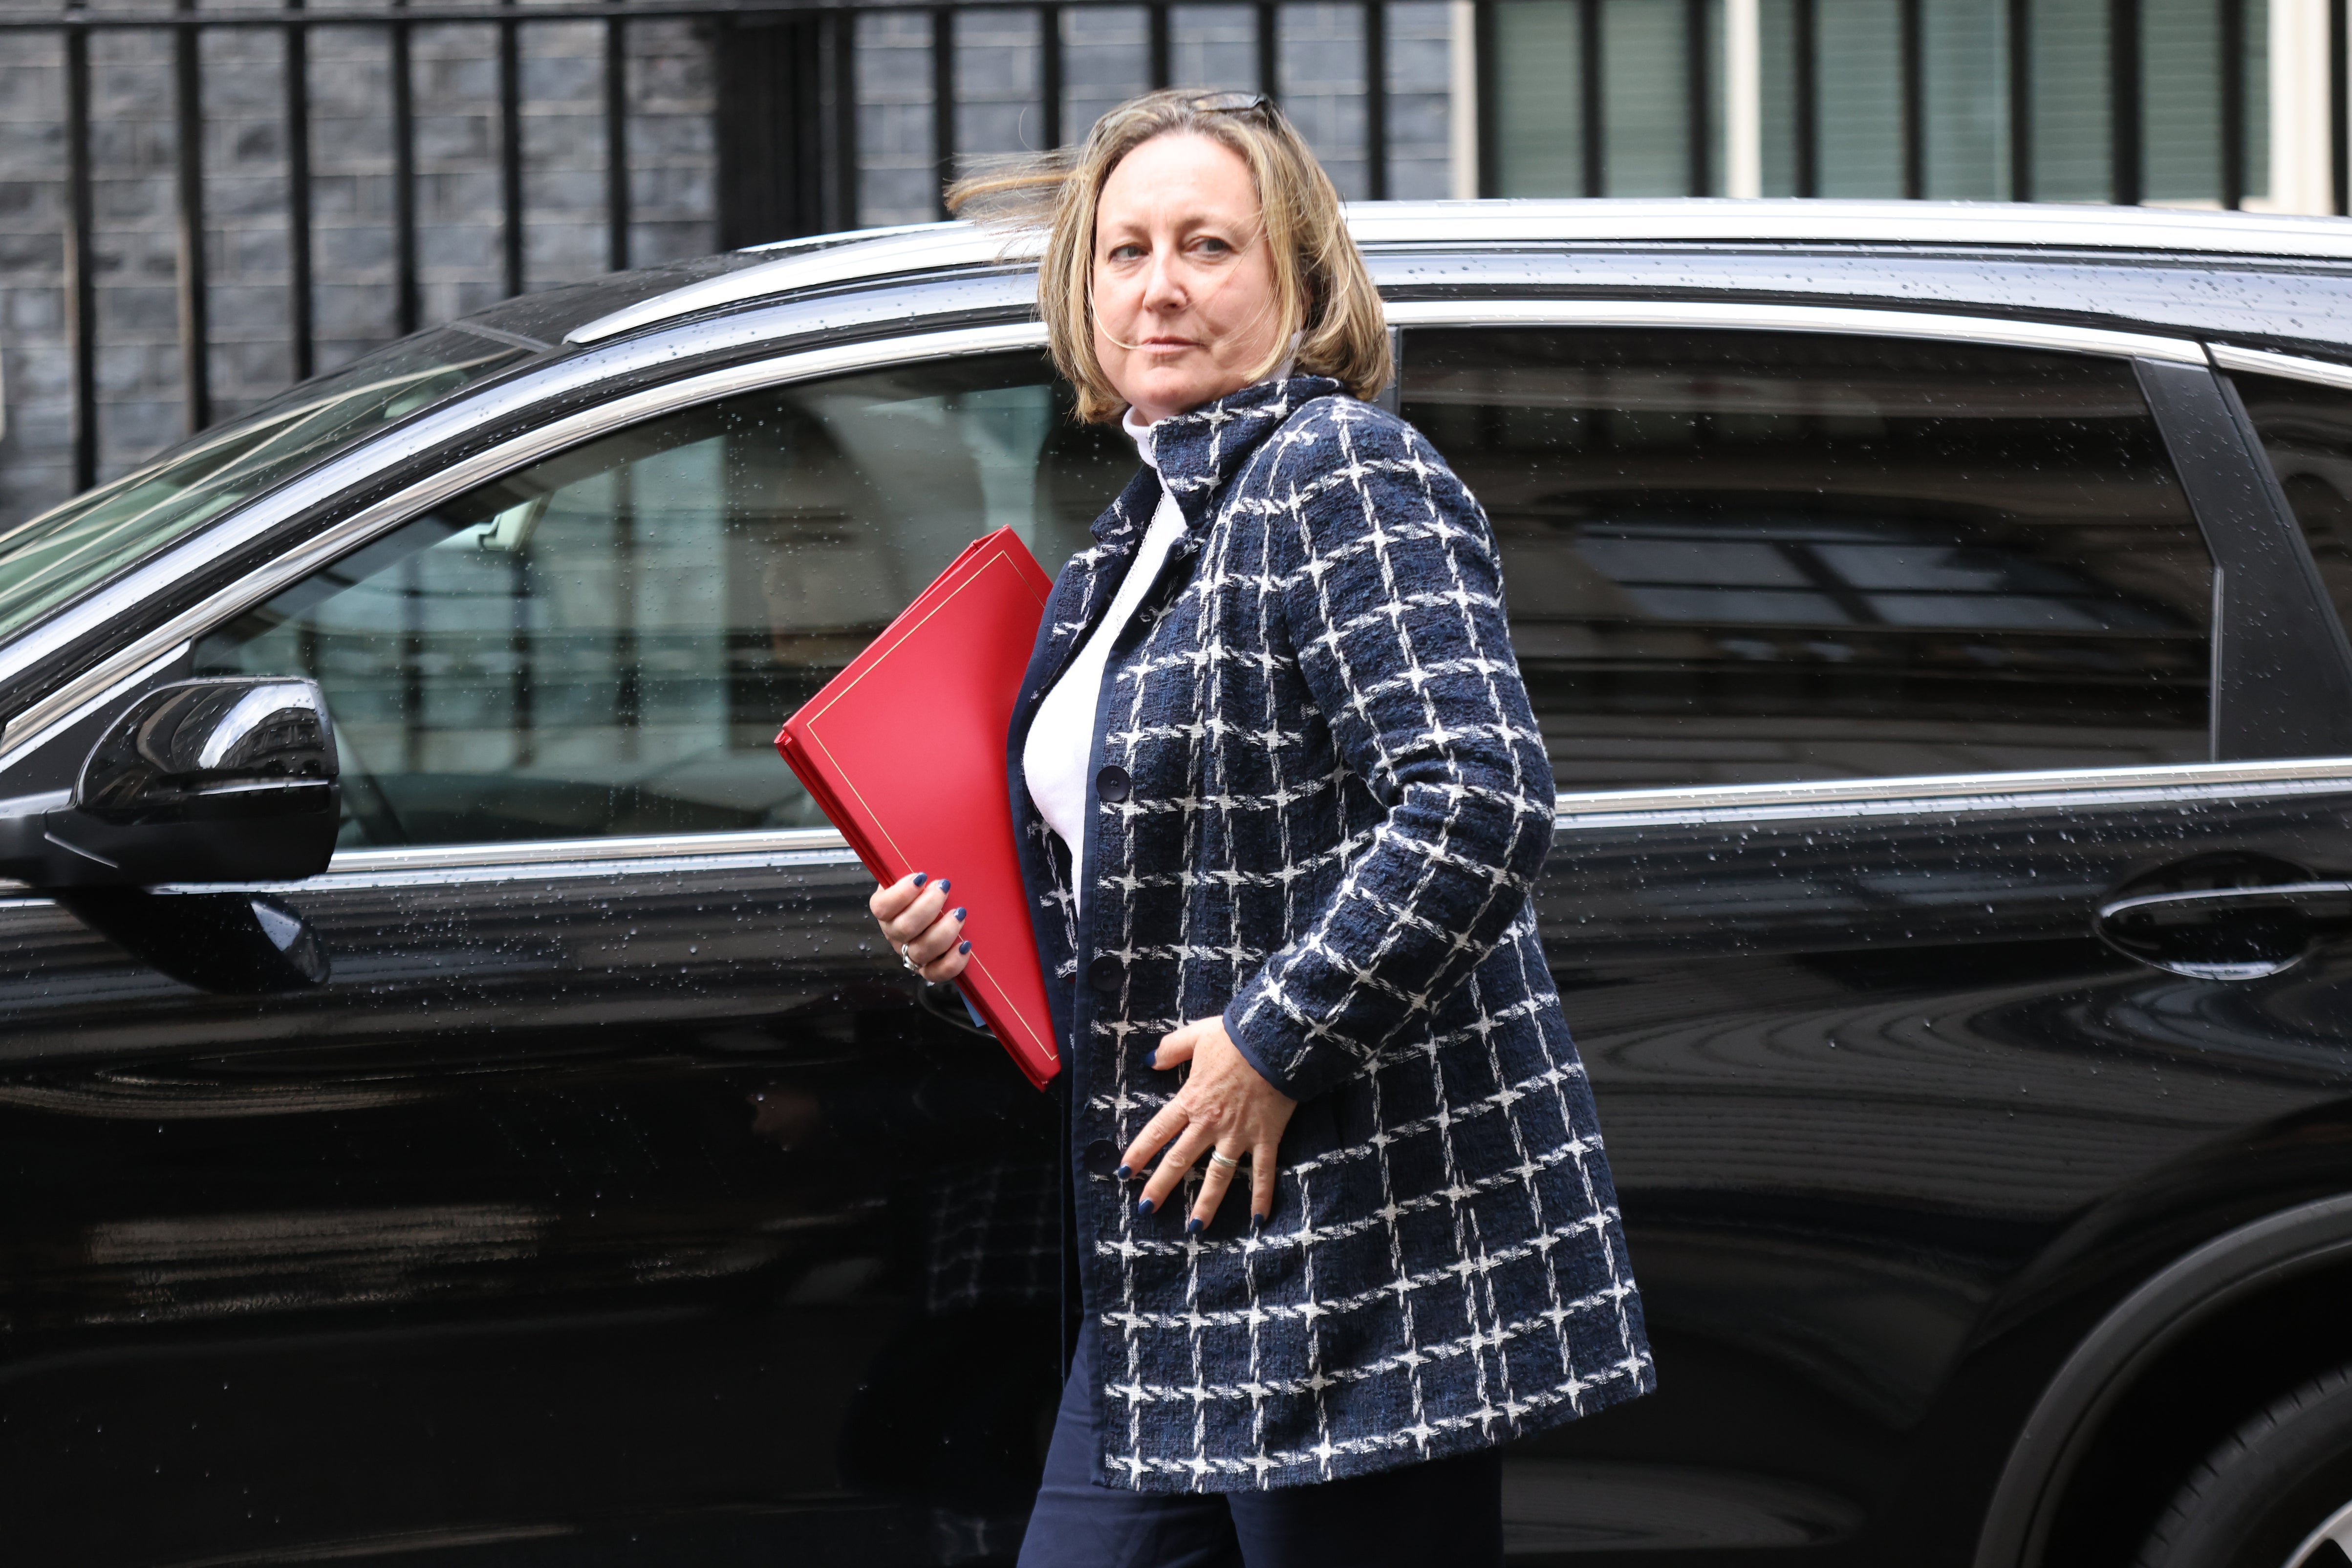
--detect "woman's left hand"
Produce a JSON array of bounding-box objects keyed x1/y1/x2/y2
[{"x1": 1122, "y1": 1015, "x2": 1297, "y2": 1232}]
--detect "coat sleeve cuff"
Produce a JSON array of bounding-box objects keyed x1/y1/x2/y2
[{"x1": 1223, "y1": 987, "x2": 1337, "y2": 1104}]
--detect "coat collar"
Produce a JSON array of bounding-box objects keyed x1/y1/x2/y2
[{"x1": 1090, "y1": 375, "x2": 1344, "y2": 542}]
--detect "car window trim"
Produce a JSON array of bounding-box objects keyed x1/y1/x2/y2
[
  {"x1": 1548, "y1": 756, "x2": 2352, "y2": 832},
  {"x1": 324, "y1": 827, "x2": 856, "y2": 874},
  {"x1": 1379, "y1": 298, "x2": 2208, "y2": 364},
  {"x1": 8, "y1": 299, "x2": 2208, "y2": 771},
  {"x1": 308, "y1": 831, "x2": 863, "y2": 888},
  {"x1": 0, "y1": 293, "x2": 2232, "y2": 741},
  {"x1": 233, "y1": 754, "x2": 2352, "y2": 886},
  {"x1": 2208, "y1": 342, "x2": 2352, "y2": 392},
  {"x1": 0, "y1": 321, "x2": 1048, "y2": 775},
  {"x1": 0, "y1": 299, "x2": 2260, "y2": 860}
]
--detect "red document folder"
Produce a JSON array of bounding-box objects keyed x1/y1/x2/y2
[{"x1": 775, "y1": 527, "x2": 1062, "y2": 1088}]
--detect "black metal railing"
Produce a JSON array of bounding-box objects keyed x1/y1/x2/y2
[
  {"x1": 6, "y1": 0, "x2": 2347, "y2": 502},
  {"x1": 1848, "y1": 0, "x2": 2283, "y2": 208},
  {"x1": 9, "y1": 0, "x2": 1428, "y2": 494},
  {"x1": 1467, "y1": 0, "x2": 2339, "y2": 206}
]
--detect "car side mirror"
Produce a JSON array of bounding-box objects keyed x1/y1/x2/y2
[
  {"x1": 50, "y1": 887, "x2": 333, "y2": 994},
  {"x1": 39, "y1": 677, "x2": 341, "y2": 886},
  {"x1": 0, "y1": 679, "x2": 344, "y2": 994}
]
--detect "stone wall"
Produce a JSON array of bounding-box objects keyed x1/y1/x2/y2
[
  {"x1": 0, "y1": 0, "x2": 718, "y2": 527},
  {"x1": 0, "y1": 0, "x2": 1455, "y2": 531}
]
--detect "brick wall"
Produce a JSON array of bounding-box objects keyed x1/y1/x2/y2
[
  {"x1": 855, "y1": 0, "x2": 1454, "y2": 224},
  {"x1": 0, "y1": 0, "x2": 1455, "y2": 532}
]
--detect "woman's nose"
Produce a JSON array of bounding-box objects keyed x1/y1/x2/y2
[{"x1": 1140, "y1": 249, "x2": 1186, "y2": 312}]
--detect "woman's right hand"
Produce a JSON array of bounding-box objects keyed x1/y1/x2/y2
[{"x1": 869, "y1": 872, "x2": 970, "y2": 983}]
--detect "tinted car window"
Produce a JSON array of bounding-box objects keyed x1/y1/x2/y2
[
  {"x1": 1404, "y1": 329, "x2": 2214, "y2": 792},
  {"x1": 0, "y1": 326, "x2": 527, "y2": 652},
  {"x1": 2227, "y1": 369, "x2": 2352, "y2": 651},
  {"x1": 193, "y1": 351, "x2": 1127, "y2": 847}
]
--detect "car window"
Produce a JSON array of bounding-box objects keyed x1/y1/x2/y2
[
  {"x1": 192, "y1": 350, "x2": 1128, "y2": 848},
  {"x1": 0, "y1": 327, "x2": 530, "y2": 653},
  {"x1": 2225, "y1": 370, "x2": 2352, "y2": 654},
  {"x1": 1403, "y1": 328, "x2": 2215, "y2": 793}
]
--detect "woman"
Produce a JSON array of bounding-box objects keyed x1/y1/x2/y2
[{"x1": 870, "y1": 89, "x2": 1653, "y2": 1566}]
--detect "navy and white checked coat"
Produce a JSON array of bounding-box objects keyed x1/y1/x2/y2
[{"x1": 1004, "y1": 375, "x2": 1654, "y2": 1493}]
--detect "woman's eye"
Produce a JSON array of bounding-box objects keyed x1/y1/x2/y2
[
  {"x1": 1193, "y1": 236, "x2": 1232, "y2": 256},
  {"x1": 1107, "y1": 243, "x2": 1145, "y2": 262}
]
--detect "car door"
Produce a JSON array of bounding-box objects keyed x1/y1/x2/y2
[
  {"x1": 0, "y1": 337, "x2": 1127, "y2": 1566},
  {"x1": 1395, "y1": 311, "x2": 2352, "y2": 1561}
]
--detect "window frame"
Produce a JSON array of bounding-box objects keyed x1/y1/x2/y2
[
  {"x1": 0, "y1": 322, "x2": 1044, "y2": 799},
  {"x1": 1400, "y1": 314, "x2": 2225, "y2": 802},
  {"x1": 184, "y1": 339, "x2": 1093, "y2": 854},
  {"x1": 1382, "y1": 303, "x2": 2352, "y2": 837}
]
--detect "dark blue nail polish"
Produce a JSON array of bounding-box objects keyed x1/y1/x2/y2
[
  {"x1": 1147, "y1": 1049, "x2": 1158, "y2": 1068},
  {"x1": 952, "y1": 907, "x2": 966, "y2": 922},
  {"x1": 1115, "y1": 1164, "x2": 1132, "y2": 1180},
  {"x1": 912, "y1": 872, "x2": 928, "y2": 887},
  {"x1": 958, "y1": 940, "x2": 971, "y2": 955},
  {"x1": 1137, "y1": 1198, "x2": 1155, "y2": 1216},
  {"x1": 937, "y1": 880, "x2": 950, "y2": 894},
  {"x1": 1251, "y1": 1213, "x2": 1268, "y2": 1229},
  {"x1": 1186, "y1": 1217, "x2": 1204, "y2": 1235}
]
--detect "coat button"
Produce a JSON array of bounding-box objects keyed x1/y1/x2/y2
[
  {"x1": 1083, "y1": 1138, "x2": 1119, "y2": 1176},
  {"x1": 1088, "y1": 955, "x2": 1124, "y2": 993},
  {"x1": 1096, "y1": 765, "x2": 1131, "y2": 802}
]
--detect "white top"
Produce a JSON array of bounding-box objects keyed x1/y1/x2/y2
[{"x1": 1023, "y1": 408, "x2": 1186, "y2": 914}]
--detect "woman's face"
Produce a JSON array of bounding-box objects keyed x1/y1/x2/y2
[{"x1": 1091, "y1": 132, "x2": 1287, "y2": 425}]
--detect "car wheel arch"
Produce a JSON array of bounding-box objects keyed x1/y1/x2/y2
[{"x1": 1975, "y1": 1190, "x2": 2352, "y2": 1568}]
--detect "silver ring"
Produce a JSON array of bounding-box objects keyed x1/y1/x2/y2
[
  {"x1": 1208, "y1": 1151, "x2": 1242, "y2": 1172},
  {"x1": 899, "y1": 944, "x2": 921, "y2": 973}
]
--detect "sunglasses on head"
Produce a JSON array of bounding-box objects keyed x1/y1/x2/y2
[{"x1": 1185, "y1": 91, "x2": 1278, "y2": 120}]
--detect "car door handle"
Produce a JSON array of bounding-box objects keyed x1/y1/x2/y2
[{"x1": 2095, "y1": 881, "x2": 2352, "y2": 980}]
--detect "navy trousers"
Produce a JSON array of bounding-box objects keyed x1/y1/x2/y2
[{"x1": 1015, "y1": 1323, "x2": 1505, "y2": 1568}]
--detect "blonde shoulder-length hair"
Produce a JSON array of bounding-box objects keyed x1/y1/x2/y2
[{"x1": 948, "y1": 89, "x2": 1391, "y2": 424}]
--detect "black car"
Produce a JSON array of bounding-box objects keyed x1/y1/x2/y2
[{"x1": 13, "y1": 198, "x2": 2352, "y2": 1568}]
